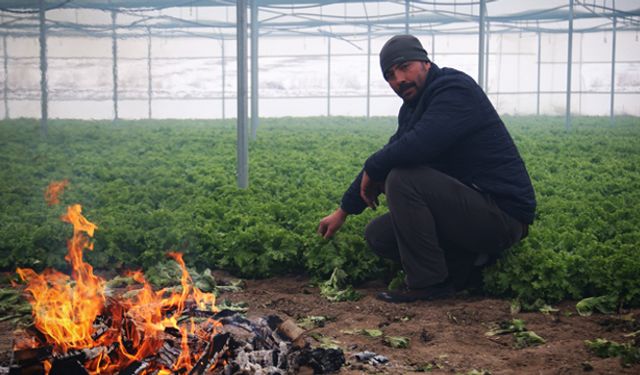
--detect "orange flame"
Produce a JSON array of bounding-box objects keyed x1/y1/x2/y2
[
  {"x1": 44, "y1": 180, "x2": 69, "y2": 206},
  {"x1": 16, "y1": 196, "x2": 221, "y2": 374},
  {"x1": 17, "y1": 204, "x2": 103, "y2": 351}
]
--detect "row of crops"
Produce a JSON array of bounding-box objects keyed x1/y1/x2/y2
[{"x1": 0, "y1": 116, "x2": 638, "y2": 306}]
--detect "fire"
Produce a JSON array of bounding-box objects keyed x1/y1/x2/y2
[
  {"x1": 15, "y1": 183, "x2": 220, "y2": 374},
  {"x1": 44, "y1": 179, "x2": 69, "y2": 206},
  {"x1": 16, "y1": 204, "x2": 103, "y2": 352}
]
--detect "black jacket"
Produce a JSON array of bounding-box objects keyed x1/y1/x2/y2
[{"x1": 340, "y1": 63, "x2": 536, "y2": 225}]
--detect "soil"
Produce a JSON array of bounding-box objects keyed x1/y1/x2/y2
[{"x1": 1, "y1": 273, "x2": 638, "y2": 375}]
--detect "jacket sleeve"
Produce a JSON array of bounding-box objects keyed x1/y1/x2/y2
[
  {"x1": 363, "y1": 80, "x2": 482, "y2": 181},
  {"x1": 339, "y1": 105, "x2": 407, "y2": 215},
  {"x1": 339, "y1": 169, "x2": 367, "y2": 215}
]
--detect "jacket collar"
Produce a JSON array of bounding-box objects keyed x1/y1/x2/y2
[
  {"x1": 405, "y1": 63, "x2": 441, "y2": 125},
  {"x1": 408, "y1": 62, "x2": 440, "y2": 105}
]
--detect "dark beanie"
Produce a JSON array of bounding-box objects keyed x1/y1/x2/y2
[{"x1": 379, "y1": 35, "x2": 429, "y2": 76}]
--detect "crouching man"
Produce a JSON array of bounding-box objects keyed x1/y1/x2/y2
[{"x1": 317, "y1": 35, "x2": 536, "y2": 303}]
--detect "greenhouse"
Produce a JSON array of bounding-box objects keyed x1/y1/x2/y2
[{"x1": 0, "y1": 1, "x2": 639, "y2": 374}]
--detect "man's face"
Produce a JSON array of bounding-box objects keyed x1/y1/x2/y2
[{"x1": 384, "y1": 60, "x2": 431, "y2": 102}]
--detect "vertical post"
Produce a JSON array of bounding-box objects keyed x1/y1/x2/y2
[
  {"x1": 578, "y1": 33, "x2": 583, "y2": 114},
  {"x1": 485, "y1": 21, "x2": 490, "y2": 93},
  {"x1": 431, "y1": 33, "x2": 435, "y2": 60},
  {"x1": 3, "y1": 34, "x2": 9, "y2": 119},
  {"x1": 236, "y1": 0, "x2": 249, "y2": 189},
  {"x1": 327, "y1": 36, "x2": 331, "y2": 116},
  {"x1": 250, "y1": 0, "x2": 258, "y2": 140},
  {"x1": 405, "y1": 0, "x2": 410, "y2": 34},
  {"x1": 111, "y1": 9, "x2": 118, "y2": 121},
  {"x1": 478, "y1": 0, "x2": 486, "y2": 90},
  {"x1": 565, "y1": 0, "x2": 574, "y2": 131},
  {"x1": 610, "y1": 6, "x2": 617, "y2": 125},
  {"x1": 367, "y1": 25, "x2": 371, "y2": 119},
  {"x1": 147, "y1": 27, "x2": 152, "y2": 119},
  {"x1": 496, "y1": 34, "x2": 503, "y2": 109},
  {"x1": 536, "y1": 30, "x2": 541, "y2": 115},
  {"x1": 39, "y1": 0, "x2": 48, "y2": 136},
  {"x1": 221, "y1": 39, "x2": 225, "y2": 120}
]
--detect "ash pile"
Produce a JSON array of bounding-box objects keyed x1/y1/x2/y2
[{"x1": 8, "y1": 309, "x2": 344, "y2": 375}]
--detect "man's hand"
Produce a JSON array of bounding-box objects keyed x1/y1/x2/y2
[
  {"x1": 317, "y1": 208, "x2": 348, "y2": 239},
  {"x1": 360, "y1": 171, "x2": 384, "y2": 210}
]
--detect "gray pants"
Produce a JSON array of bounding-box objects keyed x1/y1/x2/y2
[{"x1": 364, "y1": 166, "x2": 524, "y2": 289}]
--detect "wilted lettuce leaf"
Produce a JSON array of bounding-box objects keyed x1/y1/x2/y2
[
  {"x1": 585, "y1": 338, "x2": 640, "y2": 366},
  {"x1": 384, "y1": 336, "x2": 410, "y2": 348},
  {"x1": 514, "y1": 331, "x2": 545, "y2": 348},
  {"x1": 320, "y1": 268, "x2": 361, "y2": 302},
  {"x1": 576, "y1": 295, "x2": 618, "y2": 316}
]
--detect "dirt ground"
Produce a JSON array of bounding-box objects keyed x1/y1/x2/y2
[{"x1": 1, "y1": 273, "x2": 638, "y2": 375}]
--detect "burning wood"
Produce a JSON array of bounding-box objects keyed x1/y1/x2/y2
[
  {"x1": 10, "y1": 188, "x2": 345, "y2": 374},
  {"x1": 11, "y1": 309, "x2": 344, "y2": 374}
]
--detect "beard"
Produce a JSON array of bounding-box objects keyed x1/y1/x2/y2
[{"x1": 398, "y1": 82, "x2": 417, "y2": 95}]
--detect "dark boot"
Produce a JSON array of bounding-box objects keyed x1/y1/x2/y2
[{"x1": 376, "y1": 280, "x2": 455, "y2": 303}]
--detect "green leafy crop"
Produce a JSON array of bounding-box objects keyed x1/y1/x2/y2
[{"x1": 1, "y1": 116, "x2": 639, "y2": 306}]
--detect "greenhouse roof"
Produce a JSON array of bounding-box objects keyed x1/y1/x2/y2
[{"x1": 0, "y1": 0, "x2": 639, "y2": 39}]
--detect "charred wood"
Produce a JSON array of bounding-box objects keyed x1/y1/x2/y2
[
  {"x1": 12, "y1": 346, "x2": 52, "y2": 366},
  {"x1": 118, "y1": 360, "x2": 150, "y2": 375},
  {"x1": 294, "y1": 348, "x2": 345, "y2": 374},
  {"x1": 276, "y1": 319, "x2": 305, "y2": 348},
  {"x1": 49, "y1": 358, "x2": 89, "y2": 375},
  {"x1": 8, "y1": 363, "x2": 45, "y2": 375}
]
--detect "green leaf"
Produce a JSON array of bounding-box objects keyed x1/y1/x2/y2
[
  {"x1": 341, "y1": 328, "x2": 383, "y2": 338},
  {"x1": 319, "y1": 268, "x2": 362, "y2": 302},
  {"x1": 364, "y1": 328, "x2": 384, "y2": 337},
  {"x1": 388, "y1": 270, "x2": 405, "y2": 291},
  {"x1": 0, "y1": 287, "x2": 32, "y2": 325},
  {"x1": 585, "y1": 338, "x2": 640, "y2": 366},
  {"x1": 514, "y1": 331, "x2": 545, "y2": 348},
  {"x1": 467, "y1": 370, "x2": 492, "y2": 375},
  {"x1": 214, "y1": 278, "x2": 245, "y2": 294},
  {"x1": 309, "y1": 332, "x2": 341, "y2": 350},
  {"x1": 510, "y1": 300, "x2": 521, "y2": 314},
  {"x1": 539, "y1": 305, "x2": 559, "y2": 314},
  {"x1": 576, "y1": 295, "x2": 618, "y2": 316},
  {"x1": 384, "y1": 335, "x2": 410, "y2": 349},
  {"x1": 217, "y1": 299, "x2": 249, "y2": 313},
  {"x1": 485, "y1": 319, "x2": 527, "y2": 336},
  {"x1": 297, "y1": 316, "x2": 329, "y2": 330}
]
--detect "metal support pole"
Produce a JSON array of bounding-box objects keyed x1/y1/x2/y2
[
  {"x1": 147, "y1": 27, "x2": 152, "y2": 119},
  {"x1": 478, "y1": 0, "x2": 486, "y2": 90},
  {"x1": 565, "y1": 0, "x2": 574, "y2": 131},
  {"x1": 367, "y1": 25, "x2": 371, "y2": 119},
  {"x1": 327, "y1": 36, "x2": 331, "y2": 116},
  {"x1": 496, "y1": 34, "x2": 503, "y2": 109},
  {"x1": 431, "y1": 33, "x2": 435, "y2": 60},
  {"x1": 536, "y1": 31, "x2": 541, "y2": 115},
  {"x1": 3, "y1": 34, "x2": 9, "y2": 119},
  {"x1": 250, "y1": 0, "x2": 258, "y2": 140},
  {"x1": 610, "y1": 9, "x2": 617, "y2": 125},
  {"x1": 578, "y1": 33, "x2": 583, "y2": 114},
  {"x1": 221, "y1": 39, "x2": 225, "y2": 120},
  {"x1": 111, "y1": 10, "x2": 118, "y2": 121},
  {"x1": 405, "y1": 0, "x2": 410, "y2": 34},
  {"x1": 485, "y1": 21, "x2": 490, "y2": 93},
  {"x1": 236, "y1": 0, "x2": 249, "y2": 189},
  {"x1": 38, "y1": 0, "x2": 47, "y2": 136}
]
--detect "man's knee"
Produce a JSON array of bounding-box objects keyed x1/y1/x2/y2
[
  {"x1": 364, "y1": 215, "x2": 400, "y2": 261},
  {"x1": 364, "y1": 219, "x2": 384, "y2": 253},
  {"x1": 385, "y1": 166, "x2": 441, "y2": 199}
]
